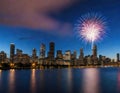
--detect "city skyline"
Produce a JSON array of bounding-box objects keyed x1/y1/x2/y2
[
  {"x1": 0, "y1": 42, "x2": 119, "y2": 61},
  {"x1": 0, "y1": 41, "x2": 120, "y2": 60},
  {"x1": 0, "y1": 0, "x2": 120, "y2": 59},
  {"x1": 0, "y1": 42, "x2": 120, "y2": 70}
]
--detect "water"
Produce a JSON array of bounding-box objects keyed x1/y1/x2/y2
[{"x1": 0, "y1": 68, "x2": 120, "y2": 93}]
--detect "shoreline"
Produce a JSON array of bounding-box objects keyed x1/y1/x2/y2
[{"x1": 0, "y1": 65, "x2": 120, "y2": 70}]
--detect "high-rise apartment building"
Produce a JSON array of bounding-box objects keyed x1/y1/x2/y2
[
  {"x1": 56, "y1": 50, "x2": 63, "y2": 59},
  {"x1": 117, "y1": 53, "x2": 120, "y2": 62},
  {"x1": 48, "y1": 42, "x2": 55, "y2": 59},
  {"x1": 10, "y1": 43, "x2": 15, "y2": 62},
  {"x1": 40, "y1": 43, "x2": 46, "y2": 59}
]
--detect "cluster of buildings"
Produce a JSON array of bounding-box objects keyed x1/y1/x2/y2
[{"x1": 0, "y1": 42, "x2": 120, "y2": 67}]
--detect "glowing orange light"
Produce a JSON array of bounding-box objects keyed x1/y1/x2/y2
[
  {"x1": 10, "y1": 63, "x2": 14, "y2": 68},
  {"x1": 32, "y1": 63, "x2": 36, "y2": 68}
]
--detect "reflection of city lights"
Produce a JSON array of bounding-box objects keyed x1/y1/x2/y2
[
  {"x1": 0, "y1": 69, "x2": 2, "y2": 78},
  {"x1": 82, "y1": 68, "x2": 100, "y2": 93},
  {"x1": 0, "y1": 70, "x2": 2, "y2": 83},
  {"x1": 0, "y1": 64, "x2": 2, "y2": 68},
  {"x1": 67, "y1": 68, "x2": 72, "y2": 93},
  {"x1": 31, "y1": 69, "x2": 36, "y2": 93},
  {"x1": 118, "y1": 70, "x2": 120, "y2": 92},
  {"x1": 10, "y1": 69, "x2": 15, "y2": 72},
  {"x1": 9, "y1": 69, "x2": 15, "y2": 93}
]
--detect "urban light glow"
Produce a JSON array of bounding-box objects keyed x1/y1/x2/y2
[{"x1": 10, "y1": 63, "x2": 14, "y2": 68}]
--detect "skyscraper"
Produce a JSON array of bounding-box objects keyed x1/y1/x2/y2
[
  {"x1": 79, "y1": 48, "x2": 84, "y2": 65},
  {"x1": 92, "y1": 44, "x2": 98, "y2": 65},
  {"x1": 0, "y1": 51, "x2": 7, "y2": 63},
  {"x1": 79, "y1": 48, "x2": 84, "y2": 59},
  {"x1": 73, "y1": 50, "x2": 77, "y2": 59},
  {"x1": 48, "y1": 42, "x2": 55, "y2": 59},
  {"x1": 32, "y1": 48, "x2": 37, "y2": 59},
  {"x1": 117, "y1": 53, "x2": 120, "y2": 62},
  {"x1": 63, "y1": 50, "x2": 71, "y2": 61},
  {"x1": 56, "y1": 50, "x2": 63, "y2": 59},
  {"x1": 40, "y1": 43, "x2": 46, "y2": 59},
  {"x1": 92, "y1": 44, "x2": 97, "y2": 57},
  {"x1": 16, "y1": 49, "x2": 23, "y2": 56},
  {"x1": 10, "y1": 43, "x2": 15, "y2": 62}
]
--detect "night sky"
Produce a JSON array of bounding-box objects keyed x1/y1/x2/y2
[{"x1": 0, "y1": 0, "x2": 120, "y2": 59}]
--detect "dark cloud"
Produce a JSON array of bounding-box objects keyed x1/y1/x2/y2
[{"x1": 0, "y1": 0, "x2": 80, "y2": 36}]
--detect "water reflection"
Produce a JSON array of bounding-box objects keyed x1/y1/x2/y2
[
  {"x1": 0, "y1": 70, "x2": 2, "y2": 77},
  {"x1": 39, "y1": 70, "x2": 44, "y2": 92},
  {"x1": 117, "y1": 69, "x2": 120, "y2": 92},
  {"x1": 9, "y1": 69, "x2": 15, "y2": 93},
  {"x1": 30, "y1": 69, "x2": 36, "y2": 93},
  {"x1": 67, "y1": 68, "x2": 73, "y2": 93},
  {"x1": 82, "y1": 68, "x2": 100, "y2": 93},
  {"x1": 57, "y1": 68, "x2": 73, "y2": 93},
  {"x1": 0, "y1": 68, "x2": 119, "y2": 93},
  {"x1": 0, "y1": 70, "x2": 2, "y2": 86}
]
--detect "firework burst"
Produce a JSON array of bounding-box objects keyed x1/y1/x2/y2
[{"x1": 75, "y1": 13, "x2": 107, "y2": 47}]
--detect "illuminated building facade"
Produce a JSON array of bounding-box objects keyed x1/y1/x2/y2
[{"x1": 10, "y1": 43, "x2": 15, "y2": 63}]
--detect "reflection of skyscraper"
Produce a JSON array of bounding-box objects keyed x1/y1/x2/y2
[
  {"x1": 40, "y1": 43, "x2": 45, "y2": 59},
  {"x1": 117, "y1": 53, "x2": 120, "y2": 62},
  {"x1": 48, "y1": 42, "x2": 55, "y2": 59},
  {"x1": 10, "y1": 43, "x2": 15, "y2": 62}
]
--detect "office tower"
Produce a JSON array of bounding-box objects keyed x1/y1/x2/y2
[
  {"x1": 79, "y1": 48, "x2": 84, "y2": 60},
  {"x1": 99, "y1": 55, "x2": 102, "y2": 61},
  {"x1": 79, "y1": 48, "x2": 84, "y2": 65},
  {"x1": 0, "y1": 51, "x2": 7, "y2": 63},
  {"x1": 99, "y1": 55, "x2": 102, "y2": 65},
  {"x1": 40, "y1": 43, "x2": 46, "y2": 59},
  {"x1": 70, "y1": 50, "x2": 77, "y2": 65},
  {"x1": 117, "y1": 53, "x2": 120, "y2": 62},
  {"x1": 73, "y1": 50, "x2": 77, "y2": 59},
  {"x1": 32, "y1": 48, "x2": 37, "y2": 58},
  {"x1": 92, "y1": 44, "x2": 97, "y2": 57},
  {"x1": 32, "y1": 48, "x2": 38, "y2": 62},
  {"x1": 16, "y1": 49, "x2": 23, "y2": 56},
  {"x1": 10, "y1": 43, "x2": 15, "y2": 62},
  {"x1": 63, "y1": 50, "x2": 71, "y2": 61},
  {"x1": 48, "y1": 42, "x2": 55, "y2": 59},
  {"x1": 21, "y1": 54, "x2": 30, "y2": 63},
  {"x1": 56, "y1": 50, "x2": 63, "y2": 59},
  {"x1": 92, "y1": 44, "x2": 98, "y2": 65}
]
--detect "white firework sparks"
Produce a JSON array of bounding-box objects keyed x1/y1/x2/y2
[{"x1": 75, "y1": 13, "x2": 107, "y2": 47}]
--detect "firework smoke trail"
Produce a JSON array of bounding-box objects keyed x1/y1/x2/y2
[{"x1": 75, "y1": 13, "x2": 107, "y2": 48}]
